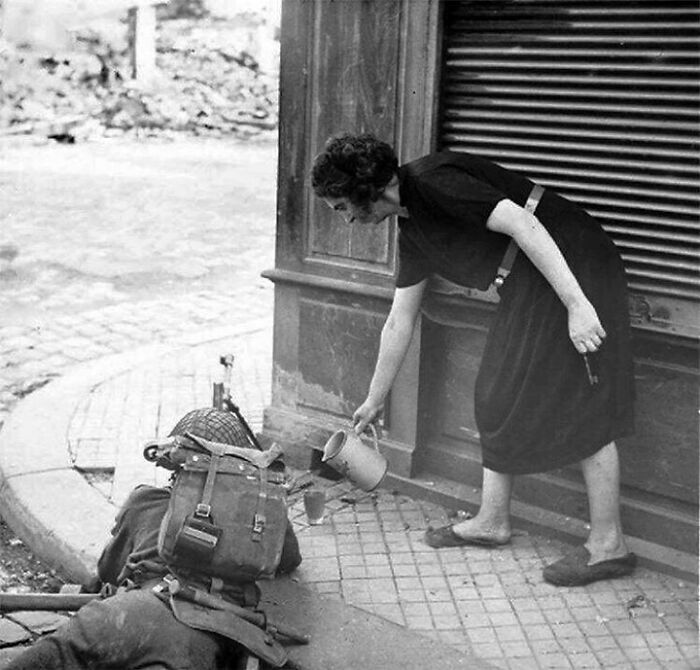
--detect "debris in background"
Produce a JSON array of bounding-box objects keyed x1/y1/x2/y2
[{"x1": 0, "y1": 14, "x2": 279, "y2": 140}]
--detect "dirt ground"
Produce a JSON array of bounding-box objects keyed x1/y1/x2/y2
[{"x1": 0, "y1": 520, "x2": 65, "y2": 594}]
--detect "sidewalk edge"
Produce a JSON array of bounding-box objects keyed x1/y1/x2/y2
[{"x1": 0, "y1": 322, "x2": 271, "y2": 584}]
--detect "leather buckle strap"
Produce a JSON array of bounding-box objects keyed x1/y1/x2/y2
[
  {"x1": 524, "y1": 183, "x2": 545, "y2": 215},
  {"x1": 251, "y1": 468, "x2": 267, "y2": 541},
  {"x1": 493, "y1": 183, "x2": 545, "y2": 287}
]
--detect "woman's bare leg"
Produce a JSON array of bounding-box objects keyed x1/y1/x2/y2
[
  {"x1": 451, "y1": 467, "x2": 513, "y2": 543},
  {"x1": 446, "y1": 442, "x2": 629, "y2": 560},
  {"x1": 581, "y1": 441, "x2": 630, "y2": 563}
]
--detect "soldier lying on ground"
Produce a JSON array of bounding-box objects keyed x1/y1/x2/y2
[{"x1": 6, "y1": 408, "x2": 302, "y2": 670}]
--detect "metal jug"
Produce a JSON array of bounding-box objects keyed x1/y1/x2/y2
[{"x1": 321, "y1": 424, "x2": 387, "y2": 492}]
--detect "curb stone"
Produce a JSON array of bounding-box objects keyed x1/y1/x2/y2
[{"x1": 0, "y1": 320, "x2": 271, "y2": 583}]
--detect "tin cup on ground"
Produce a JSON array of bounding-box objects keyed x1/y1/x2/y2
[{"x1": 303, "y1": 487, "x2": 326, "y2": 525}]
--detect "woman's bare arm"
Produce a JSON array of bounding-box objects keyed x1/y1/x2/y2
[
  {"x1": 353, "y1": 279, "x2": 428, "y2": 433},
  {"x1": 487, "y1": 199, "x2": 606, "y2": 353}
]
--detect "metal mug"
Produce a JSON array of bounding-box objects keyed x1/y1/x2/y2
[{"x1": 321, "y1": 423, "x2": 387, "y2": 492}]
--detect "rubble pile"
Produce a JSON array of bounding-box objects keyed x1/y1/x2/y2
[{"x1": 0, "y1": 16, "x2": 279, "y2": 139}]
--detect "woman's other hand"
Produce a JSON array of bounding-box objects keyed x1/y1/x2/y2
[
  {"x1": 352, "y1": 400, "x2": 383, "y2": 435},
  {"x1": 568, "y1": 299, "x2": 606, "y2": 353}
]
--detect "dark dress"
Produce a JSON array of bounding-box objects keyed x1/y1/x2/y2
[{"x1": 397, "y1": 151, "x2": 635, "y2": 475}]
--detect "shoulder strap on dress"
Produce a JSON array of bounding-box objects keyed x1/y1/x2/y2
[{"x1": 493, "y1": 183, "x2": 545, "y2": 287}]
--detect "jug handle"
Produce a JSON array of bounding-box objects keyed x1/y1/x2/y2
[{"x1": 365, "y1": 423, "x2": 380, "y2": 450}]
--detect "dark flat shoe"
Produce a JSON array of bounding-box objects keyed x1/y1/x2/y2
[
  {"x1": 424, "y1": 524, "x2": 509, "y2": 549},
  {"x1": 543, "y1": 545, "x2": 637, "y2": 586}
]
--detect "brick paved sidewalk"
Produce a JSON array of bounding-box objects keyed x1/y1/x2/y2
[
  {"x1": 54, "y1": 324, "x2": 700, "y2": 670},
  {"x1": 70, "y1": 323, "x2": 273, "y2": 505},
  {"x1": 0, "y1": 285, "x2": 273, "y2": 667},
  {"x1": 0, "y1": 284, "x2": 273, "y2": 428}
]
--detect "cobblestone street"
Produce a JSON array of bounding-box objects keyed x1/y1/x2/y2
[{"x1": 0, "y1": 135, "x2": 278, "y2": 427}]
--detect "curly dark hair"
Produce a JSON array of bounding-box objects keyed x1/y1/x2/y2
[{"x1": 311, "y1": 133, "x2": 398, "y2": 209}]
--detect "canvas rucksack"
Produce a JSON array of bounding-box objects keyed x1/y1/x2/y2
[{"x1": 144, "y1": 432, "x2": 288, "y2": 583}]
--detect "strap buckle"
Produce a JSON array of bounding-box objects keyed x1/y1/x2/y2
[
  {"x1": 252, "y1": 513, "x2": 266, "y2": 536},
  {"x1": 195, "y1": 503, "x2": 212, "y2": 518},
  {"x1": 494, "y1": 240, "x2": 519, "y2": 288}
]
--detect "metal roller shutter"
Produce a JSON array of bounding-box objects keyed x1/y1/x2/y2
[{"x1": 439, "y1": 0, "x2": 700, "y2": 338}]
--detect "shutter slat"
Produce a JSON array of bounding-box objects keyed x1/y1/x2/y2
[
  {"x1": 575, "y1": 197, "x2": 697, "y2": 219},
  {"x1": 440, "y1": 0, "x2": 700, "y2": 313},
  {"x1": 450, "y1": 0, "x2": 697, "y2": 7},
  {"x1": 501, "y1": 163, "x2": 699, "y2": 191},
  {"x1": 627, "y1": 282, "x2": 698, "y2": 301},
  {"x1": 443, "y1": 119, "x2": 699, "y2": 145},
  {"x1": 515, "y1": 177, "x2": 699, "y2": 203},
  {"x1": 622, "y1": 253, "x2": 699, "y2": 272},
  {"x1": 593, "y1": 210, "x2": 698, "y2": 231},
  {"x1": 604, "y1": 226, "x2": 699, "y2": 246},
  {"x1": 443, "y1": 134, "x2": 699, "y2": 165},
  {"x1": 626, "y1": 266, "x2": 699, "y2": 285},
  {"x1": 447, "y1": 46, "x2": 698, "y2": 60},
  {"x1": 448, "y1": 148, "x2": 699, "y2": 180},
  {"x1": 445, "y1": 97, "x2": 697, "y2": 120},
  {"x1": 616, "y1": 239, "x2": 699, "y2": 258},
  {"x1": 444, "y1": 110, "x2": 698, "y2": 136},
  {"x1": 446, "y1": 83, "x2": 698, "y2": 105},
  {"x1": 450, "y1": 3, "x2": 697, "y2": 16},
  {"x1": 445, "y1": 72, "x2": 698, "y2": 88},
  {"x1": 445, "y1": 59, "x2": 699, "y2": 76},
  {"x1": 452, "y1": 35, "x2": 698, "y2": 45},
  {"x1": 450, "y1": 19, "x2": 697, "y2": 30}
]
